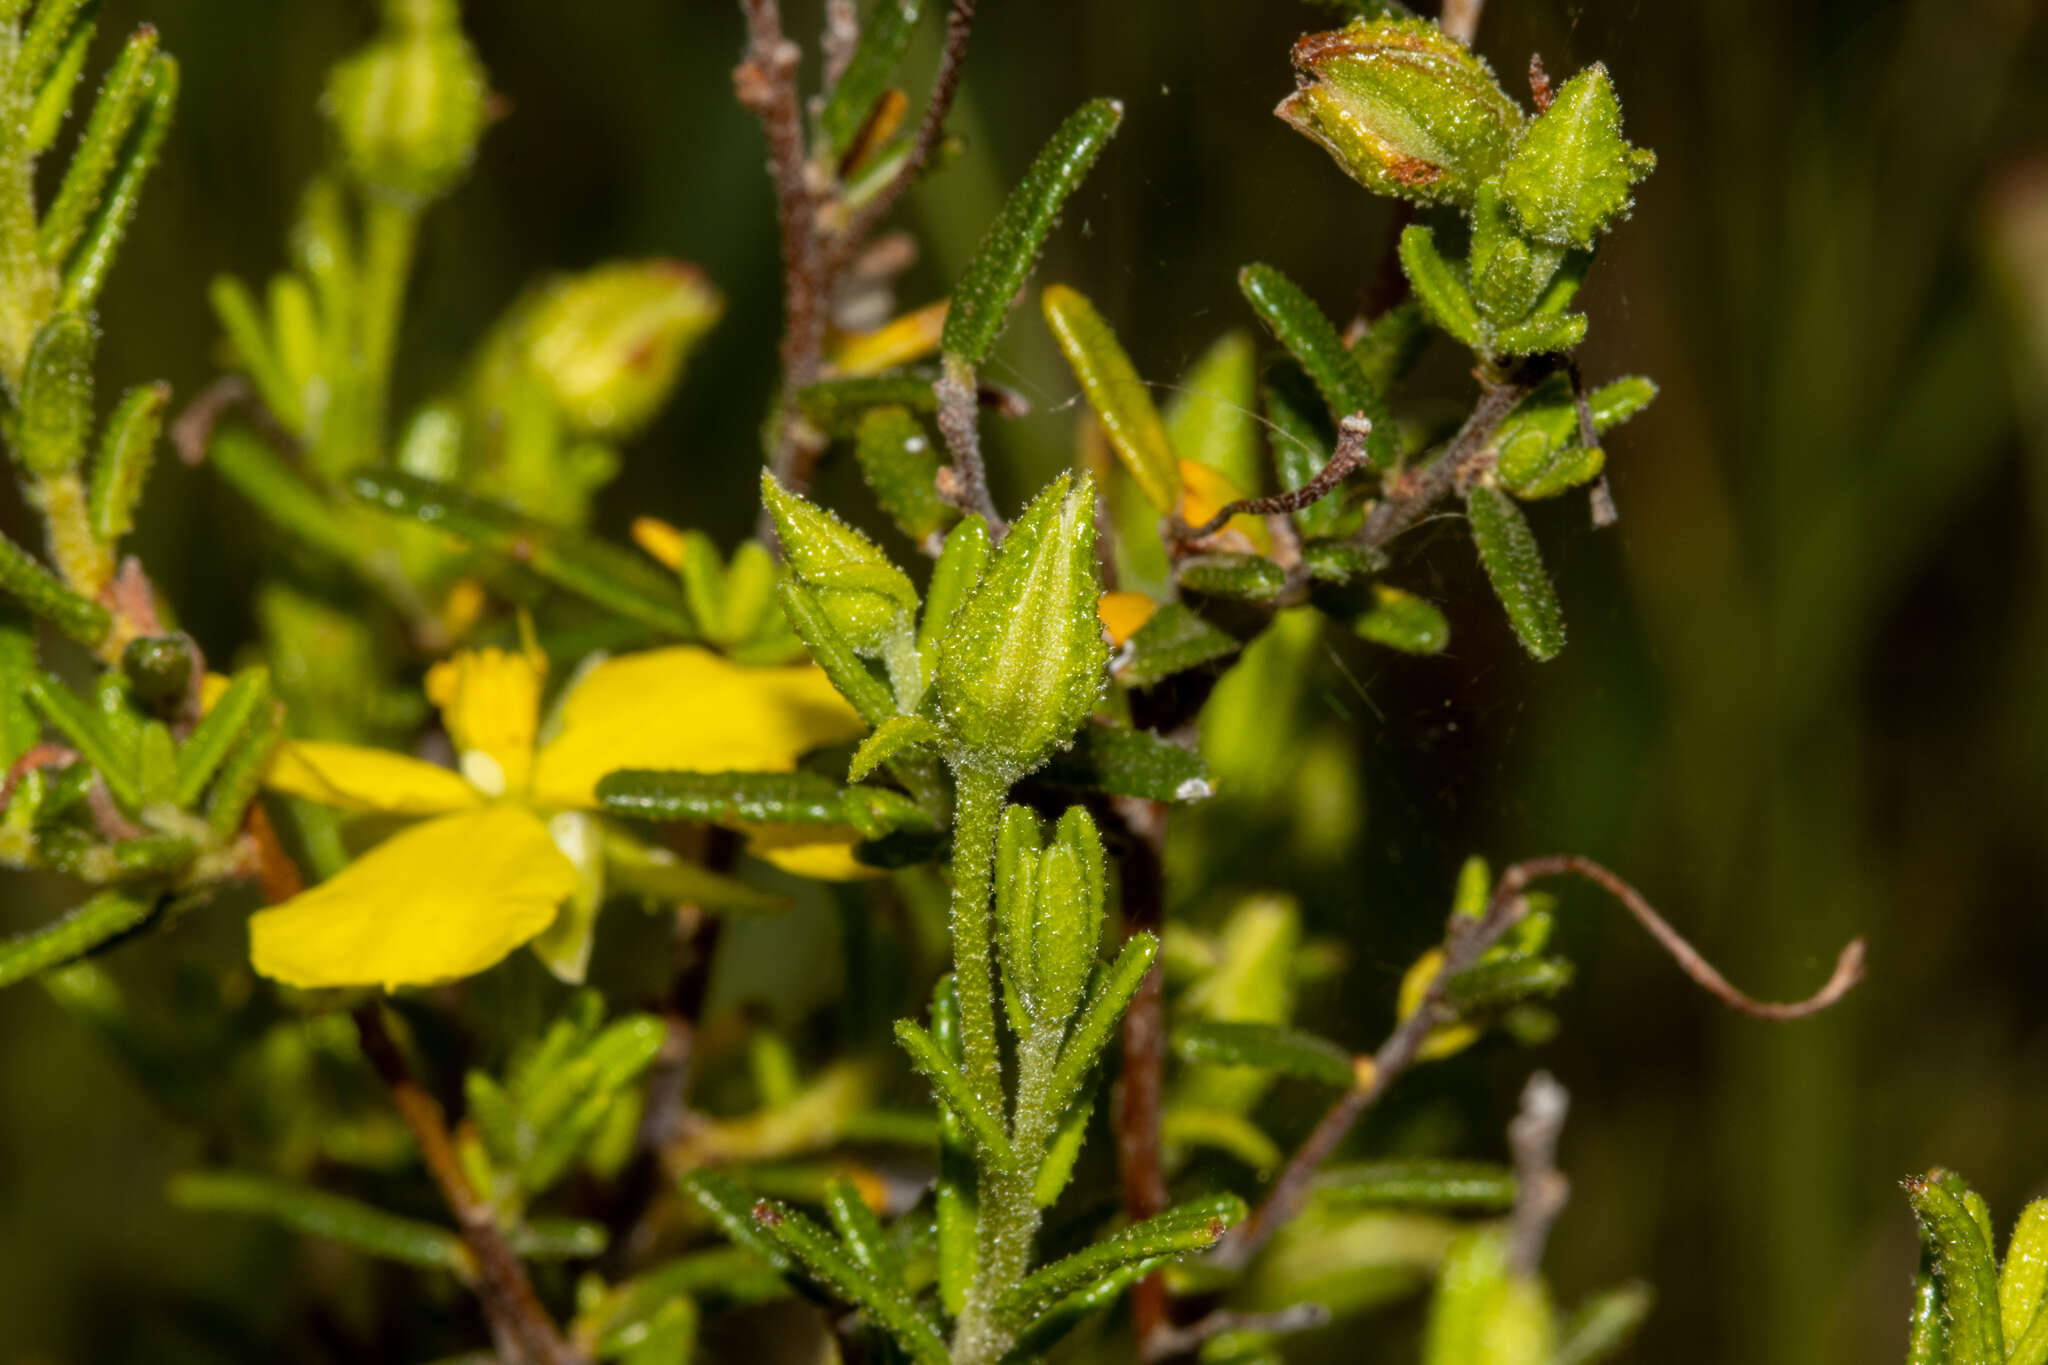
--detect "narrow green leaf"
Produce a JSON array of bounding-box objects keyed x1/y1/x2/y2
[
  {"x1": 14, "y1": 312, "x2": 95, "y2": 477},
  {"x1": 1048, "y1": 932, "x2": 1159, "y2": 1105},
  {"x1": 929, "y1": 977, "x2": 977, "y2": 1317},
  {"x1": 819, "y1": 0, "x2": 923, "y2": 156},
  {"x1": 0, "y1": 888, "x2": 154, "y2": 989},
  {"x1": 57, "y1": 52, "x2": 177, "y2": 314},
  {"x1": 1397, "y1": 226, "x2": 1488, "y2": 352},
  {"x1": 1036, "y1": 721, "x2": 1211, "y2": 803},
  {"x1": 1178, "y1": 551, "x2": 1286, "y2": 601},
  {"x1": 1493, "y1": 311, "x2": 1588, "y2": 357},
  {"x1": 1906, "y1": 1241, "x2": 1948, "y2": 1365},
  {"x1": 993, "y1": 1193, "x2": 1245, "y2": 1327},
  {"x1": 1042, "y1": 283, "x2": 1180, "y2": 510},
  {"x1": 1468, "y1": 182, "x2": 1565, "y2": 328},
  {"x1": 1500, "y1": 63, "x2": 1656, "y2": 250},
  {"x1": 999, "y1": 1262, "x2": 1153, "y2": 1363},
  {"x1": 1034, "y1": 1083, "x2": 1095, "y2": 1207},
  {"x1": 824, "y1": 1176, "x2": 903, "y2": 1284},
  {"x1": 1237, "y1": 263, "x2": 1391, "y2": 467},
  {"x1": 204, "y1": 694, "x2": 280, "y2": 839},
  {"x1": 2002, "y1": 1200, "x2": 2048, "y2": 1352},
  {"x1": 1316, "y1": 1160, "x2": 1518, "y2": 1212},
  {"x1": 748, "y1": 1197, "x2": 951, "y2": 1365},
  {"x1": 1555, "y1": 1283, "x2": 1654, "y2": 1365},
  {"x1": 1466, "y1": 484, "x2": 1565, "y2": 660},
  {"x1": 1166, "y1": 330, "x2": 1260, "y2": 494},
  {"x1": 37, "y1": 23, "x2": 158, "y2": 265},
  {"x1": 508, "y1": 1218, "x2": 607, "y2": 1261},
  {"x1": 603, "y1": 829, "x2": 792, "y2": 915},
  {"x1": 795, "y1": 374, "x2": 939, "y2": 435},
  {"x1": 0, "y1": 528, "x2": 108, "y2": 646},
  {"x1": 1356, "y1": 583, "x2": 1449, "y2": 654},
  {"x1": 353, "y1": 472, "x2": 695, "y2": 637},
  {"x1": 850, "y1": 714, "x2": 940, "y2": 782},
  {"x1": 10, "y1": 0, "x2": 93, "y2": 102},
  {"x1": 109, "y1": 832, "x2": 194, "y2": 880},
  {"x1": 1170, "y1": 1019, "x2": 1354, "y2": 1087},
  {"x1": 172, "y1": 665, "x2": 269, "y2": 807},
  {"x1": 1113, "y1": 600, "x2": 1237, "y2": 689},
  {"x1": 1443, "y1": 952, "x2": 1575, "y2": 1013},
  {"x1": 941, "y1": 98, "x2": 1123, "y2": 366},
  {"x1": 24, "y1": 5, "x2": 95, "y2": 153},
  {"x1": 207, "y1": 426, "x2": 358, "y2": 563},
  {"x1": 597, "y1": 769, "x2": 845, "y2": 825},
  {"x1": 1350, "y1": 299, "x2": 1428, "y2": 394},
  {"x1": 0, "y1": 609, "x2": 37, "y2": 767},
  {"x1": 854, "y1": 405, "x2": 950, "y2": 544},
  {"x1": 86, "y1": 381, "x2": 169, "y2": 543},
  {"x1": 208, "y1": 278, "x2": 300, "y2": 430},
  {"x1": 778, "y1": 581, "x2": 896, "y2": 725},
  {"x1": 24, "y1": 673, "x2": 137, "y2": 806},
  {"x1": 681, "y1": 1171, "x2": 795, "y2": 1273},
  {"x1": 1303, "y1": 537, "x2": 1381, "y2": 584},
  {"x1": 917, "y1": 514, "x2": 989, "y2": 666},
  {"x1": 894, "y1": 1018, "x2": 1015, "y2": 1169},
  {"x1": 169, "y1": 1171, "x2": 467, "y2": 1274},
  {"x1": 1906, "y1": 1173, "x2": 2004, "y2": 1365}
]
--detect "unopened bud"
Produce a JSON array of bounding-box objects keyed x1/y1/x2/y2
[
  {"x1": 1277, "y1": 18, "x2": 1524, "y2": 209},
  {"x1": 761, "y1": 472, "x2": 917, "y2": 657},
  {"x1": 524, "y1": 261, "x2": 723, "y2": 436},
  {"x1": 325, "y1": 0, "x2": 490, "y2": 202}
]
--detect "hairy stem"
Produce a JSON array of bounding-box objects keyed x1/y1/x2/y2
[
  {"x1": 946, "y1": 765, "x2": 1007, "y2": 1119},
  {"x1": 956, "y1": 1024, "x2": 1058, "y2": 1364},
  {"x1": 1112, "y1": 797, "x2": 1171, "y2": 1348},
  {"x1": 356, "y1": 193, "x2": 419, "y2": 461}
]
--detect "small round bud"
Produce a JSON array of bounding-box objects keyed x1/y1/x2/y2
[
  {"x1": 122, "y1": 633, "x2": 196, "y2": 710},
  {"x1": 325, "y1": 0, "x2": 490, "y2": 202}
]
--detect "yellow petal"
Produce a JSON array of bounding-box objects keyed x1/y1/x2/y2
[
  {"x1": 631, "y1": 516, "x2": 689, "y2": 571},
  {"x1": 1178, "y1": 459, "x2": 1272, "y2": 553},
  {"x1": 745, "y1": 824, "x2": 883, "y2": 882},
  {"x1": 425, "y1": 648, "x2": 544, "y2": 797},
  {"x1": 1097, "y1": 591, "x2": 1158, "y2": 648},
  {"x1": 829, "y1": 299, "x2": 949, "y2": 376},
  {"x1": 265, "y1": 741, "x2": 482, "y2": 816},
  {"x1": 249, "y1": 806, "x2": 577, "y2": 990},
  {"x1": 531, "y1": 646, "x2": 866, "y2": 808}
]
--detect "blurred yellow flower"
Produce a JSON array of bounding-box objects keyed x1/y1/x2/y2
[{"x1": 249, "y1": 645, "x2": 865, "y2": 991}]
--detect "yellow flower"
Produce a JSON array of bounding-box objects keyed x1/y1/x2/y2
[{"x1": 250, "y1": 646, "x2": 866, "y2": 991}]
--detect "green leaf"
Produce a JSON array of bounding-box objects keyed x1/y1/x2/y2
[
  {"x1": 1170, "y1": 1019, "x2": 1354, "y2": 1087},
  {"x1": 941, "y1": 97, "x2": 1123, "y2": 366},
  {"x1": 1350, "y1": 299, "x2": 1428, "y2": 393},
  {"x1": 208, "y1": 278, "x2": 300, "y2": 430},
  {"x1": 1493, "y1": 373, "x2": 1653, "y2": 499},
  {"x1": 1443, "y1": 952, "x2": 1574, "y2": 1013},
  {"x1": 1493, "y1": 311, "x2": 1588, "y2": 357},
  {"x1": 1555, "y1": 1283, "x2": 1654, "y2": 1365},
  {"x1": 11, "y1": 0, "x2": 94, "y2": 116},
  {"x1": 918, "y1": 514, "x2": 989, "y2": 665},
  {"x1": 849, "y1": 714, "x2": 940, "y2": 783},
  {"x1": 1179, "y1": 551, "x2": 1288, "y2": 601},
  {"x1": 0, "y1": 888, "x2": 155, "y2": 990},
  {"x1": 508, "y1": 1218, "x2": 607, "y2": 1261},
  {"x1": 680, "y1": 1171, "x2": 796, "y2": 1274},
  {"x1": 24, "y1": 673, "x2": 137, "y2": 806},
  {"x1": 795, "y1": 374, "x2": 939, "y2": 435},
  {"x1": 854, "y1": 405, "x2": 950, "y2": 544},
  {"x1": 1264, "y1": 361, "x2": 1347, "y2": 538},
  {"x1": 778, "y1": 581, "x2": 896, "y2": 725},
  {"x1": 1466, "y1": 485, "x2": 1565, "y2": 660},
  {"x1": 57, "y1": 52, "x2": 177, "y2": 314},
  {"x1": 935, "y1": 472, "x2": 1106, "y2": 781},
  {"x1": 894, "y1": 1018, "x2": 1015, "y2": 1169},
  {"x1": 1317, "y1": 1159, "x2": 1518, "y2": 1212},
  {"x1": 998, "y1": 1262, "x2": 1154, "y2": 1363},
  {"x1": 207, "y1": 426, "x2": 359, "y2": 563},
  {"x1": 1468, "y1": 181, "x2": 1565, "y2": 327},
  {"x1": 1398, "y1": 225, "x2": 1487, "y2": 352},
  {"x1": 1036, "y1": 721, "x2": 1211, "y2": 803},
  {"x1": 0, "y1": 609, "x2": 36, "y2": 767},
  {"x1": 1042, "y1": 283, "x2": 1181, "y2": 511},
  {"x1": 929, "y1": 977, "x2": 978, "y2": 1317},
  {"x1": 1276, "y1": 17, "x2": 1524, "y2": 209},
  {"x1": 173, "y1": 665, "x2": 270, "y2": 808},
  {"x1": 993, "y1": 1193, "x2": 1245, "y2": 1328},
  {"x1": 23, "y1": 4, "x2": 94, "y2": 154},
  {"x1": 1237, "y1": 263, "x2": 1390, "y2": 467},
  {"x1": 1113, "y1": 600, "x2": 1237, "y2": 689},
  {"x1": 602, "y1": 829, "x2": 792, "y2": 915},
  {"x1": 1907, "y1": 1239, "x2": 1947, "y2": 1365},
  {"x1": 596, "y1": 770, "x2": 846, "y2": 825},
  {"x1": 86, "y1": 381, "x2": 169, "y2": 543},
  {"x1": 1047, "y1": 932, "x2": 1158, "y2": 1106},
  {"x1": 1034, "y1": 1081, "x2": 1096, "y2": 1207},
  {"x1": 824, "y1": 1176, "x2": 902, "y2": 1284},
  {"x1": 819, "y1": 0, "x2": 923, "y2": 157},
  {"x1": 1906, "y1": 1173, "x2": 2005, "y2": 1365},
  {"x1": 1166, "y1": 330, "x2": 1260, "y2": 495},
  {"x1": 168, "y1": 1172, "x2": 467, "y2": 1275},
  {"x1": 1499, "y1": 63, "x2": 1656, "y2": 250},
  {"x1": 13, "y1": 312, "x2": 95, "y2": 477},
  {"x1": 1426, "y1": 1230, "x2": 1555, "y2": 1365},
  {"x1": 203, "y1": 694, "x2": 281, "y2": 840},
  {"x1": 37, "y1": 23, "x2": 159, "y2": 266},
  {"x1": 747, "y1": 1196, "x2": 950, "y2": 1365},
  {"x1": 1355, "y1": 583, "x2": 1449, "y2": 654},
  {"x1": 2002, "y1": 1200, "x2": 2048, "y2": 1355},
  {"x1": 353, "y1": 472, "x2": 695, "y2": 637},
  {"x1": 0, "y1": 528, "x2": 109, "y2": 646}
]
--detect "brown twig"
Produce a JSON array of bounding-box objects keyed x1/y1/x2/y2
[
  {"x1": 353, "y1": 1003, "x2": 586, "y2": 1365},
  {"x1": 1210, "y1": 854, "x2": 1864, "y2": 1270},
  {"x1": 1180, "y1": 413, "x2": 1372, "y2": 541},
  {"x1": 1504, "y1": 1070, "x2": 1570, "y2": 1276},
  {"x1": 1140, "y1": 1303, "x2": 1330, "y2": 1364},
  {"x1": 1354, "y1": 377, "x2": 1526, "y2": 553},
  {"x1": 821, "y1": 0, "x2": 860, "y2": 88},
  {"x1": 1110, "y1": 797, "x2": 1172, "y2": 1350},
  {"x1": 1440, "y1": 0, "x2": 1486, "y2": 46},
  {"x1": 933, "y1": 360, "x2": 1006, "y2": 532}
]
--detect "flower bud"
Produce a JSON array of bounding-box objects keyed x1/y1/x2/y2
[
  {"x1": 760, "y1": 472, "x2": 918, "y2": 658},
  {"x1": 523, "y1": 261, "x2": 723, "y2": 437},
  {"x1": 936, "y1": 472, "x2": 1107, "y2": 781},
  {"x1": 994, "y1": 804, "x2": 1106, "y2": 1031},
  {"x1": 325, "y1": 0, "x2": 490, "y2": 202},
  {"x1": 1277, "y1": 18, "x2": 1523, "y2": 209}
]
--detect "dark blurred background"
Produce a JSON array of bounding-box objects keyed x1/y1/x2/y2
[{"x1": 3, "y1": 0, "x2": 2047, "y2": 1361}]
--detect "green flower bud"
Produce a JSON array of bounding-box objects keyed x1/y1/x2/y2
[
  {"x1": 1276, "y1": 18, "x2": 1524, "y2": 210},
  {"x1": 121, "y1": 634, "x2": 196, "y2": 710},
  {"x1": 523, "y1": 261, "x2": 723, "y2": 437},
  {"x1": 935, "y1": 473, "x2": 1107, "y2": 782},
  {"x1": 760, "y1": 472, "x2": 918, "y2": 659},
  {"x1": 325, "y1": 0, "x2": 490, "y2": 202},
  {"x1": 995, "y1": 804, "x2": 1106, "y2": 1031}
]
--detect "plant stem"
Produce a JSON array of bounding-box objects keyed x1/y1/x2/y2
[
  {"x1": 956, "y1": 1023, "x2": 1059, "y2": 1365},
  {"x1": 0, "y1": 18, "x2": 54, "y2": 386},
  {"x1": 946, "y1": 764, "x2": 1007, "y2": 1117},
  {"x1": 351, "y1": 192, "x2": 419, "y2": 469},
  {"x1": 1111, "y1": 797, "x2": 1171, "y2": 1348}
]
